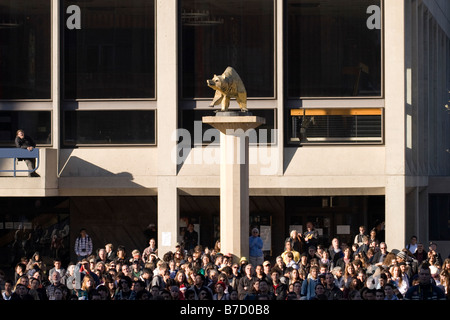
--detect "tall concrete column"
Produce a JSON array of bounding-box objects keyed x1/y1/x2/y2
[
  {"x1": 384, "y1": 0, "x2": 407, "y2": 250},
  {"x1": 203, "y1": 114, "x2": 265, "y2": 263},
  {"x1": 52, "y1": 0, "x2": 61, "y2": 178},
  {"x1": 156, "y1": 0, "x2": 178, "y2": 257}
]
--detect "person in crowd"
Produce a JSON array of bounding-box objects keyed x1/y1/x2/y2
[
  {"x1": 105, "y1": 243, "x2": 116, "y2": 262},
  {"x1": 75, "y1": 273, "x2": 95, "y2": 300},
  {"x1": 249, "y1": 228, "x2": 264, "y2": 267},
  {"x1": 405, "y1": 235, "x2": 418, "y2": 257},
  {"x1": 303, "y1": 222, "x2": 319, "y2": 249},
  {"x1": 301, "y1": 265, "x2": 320, "y2": 300},
  {"x1": 213, "y1": 280, "x2": 229, "y2": 300},
  {"x1": 309, "y1": 282, "x2": 327, "y2": 300},
  {"x1": 348, "y1": 288, "x2": 363, "y2": 300},
  {"x1": 237, "y1": 263, "x2": 255, "y2": 300},
  {"x1": 404, "y1": 262, "x2": 446, "y2": 300},
  {"x1": 10, "y1": 283, "x2": 34, "y2": 301},
  {"x1": 428, "y1": 242, "x2": 443, "y2": 266},
  {"x1": 114, "y1": 246, "x2": 128, "y2": 265},
  {"x1": 324, "y1": 272, "x2": 343, "y2": 300},
  {"x1": 269, "y1": 267, "x2": 287, "y2": 300},
  {"x1": 383, "y1": 282, "x2": 402, "y2": 300},
  {"x1": 114, "y1": 275, "x2": 136, "y2": 300},
  {"x1": 74, "y1": 228, "x2": 93, "y2": 262},
  {"x1": 2, "y1": 279, "x2": 14, "y2": 300},
  {"x1": 335, "y1": 246, "x2": 353, "y2": 271},
  {"x1": 281, "y1": 239, "x2": 301, "y2": 265},
  {"x1": 353, "y1": 225, "x2": 367, "y2": 247},
  {"x1": 142, "y1": 238, "x2": 158, "y2": 263},
  {"x1": 4, "y1": 223, "x2": 450, "y2": 302},
  {"x1": 95, "y1": 248, "x2": 108, "y2": 264},
  {"x1": 285, "y1": 230, "x2": 304, "y2": 254},
  {"x1": 189, "y1": 273, "x2": 212, "y2": 300},
  {"x1": 413, "y1": 242, "x2": 428, "y2": 265},
  {"x1": 46, "y1": 271, "x2": 67, "y2": 300},
  {"x1": 329, "y1": 238, "x2": 343, "y2": 268},
  {"x1": 26, "y1": 252, "x2": 45, "y2": 274},
  {"x1": 390, "y1": 264, "x2": 409, "y2": 295},
  {"x1": 373, "y1": 242, "x2": 389, "y2": 266},
  {"x1": 48, "y1": 258, "x2": 66, "y2": 282},
  {"x1": 183, "y1": 223, "x2": 198, "y2": 253},
  {"x1": 29, "y1": 278, "x2": 48, "y2": 300}
]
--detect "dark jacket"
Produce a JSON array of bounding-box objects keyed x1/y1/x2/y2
[
  {"x1": 270, "y1": 282, "x2": 287, "y2": 300},
  {"x1": 372, "y1": 250, "x2": 389, "y2": 265},
  {"x1": 237, "y1": 276, "x2": 256, "y2": 300},
  {"x1": 15, "y1": 135, "x2": 36, "y2": 160},
  {"x1": 325, "y1": 284, "x2": 344, "y2": 300},
  {"x1": 15, "y1": 135, "x2": 36, "y2": 149},
  {"x1": 10, "y1": 292, "x2": 35, "y2": 301}
]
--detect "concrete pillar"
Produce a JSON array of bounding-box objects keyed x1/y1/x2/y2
[
  {"x1": 384, "y1": 0, "x2": 407, "y2": 250},
  {"x1": 157, "y1": 176, "x2": 179, "y2": 255},
  {"x1": 203, "y1": 114, "x2": 265, "y2": 263},
  {"x1": 52, "y1": 0, "x2": 61, "y2": 177},
  {"x1": 156, "y1": 0, "x2": 179, "y2": 257}
]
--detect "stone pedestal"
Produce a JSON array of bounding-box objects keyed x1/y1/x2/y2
[{"x1": 203, "y1": 112, "x2": 265, "y2": 263}]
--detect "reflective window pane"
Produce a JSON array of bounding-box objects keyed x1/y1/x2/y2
[
  {"x1": 287, "y1": 0, "x2": 382, "y2": 97},
  {"x1": 0, "y1": 111, "x2": 51, "y2": 146},
  {"x1": 64, "y1": 110, "x2": 156, "y2": 145},
  {"x1": 0, "y1": 0, "x2": 51, "y2": 99},
  {"x1": 181, "y1": 0, "x2": 274, "y2": 98},
  {"x1": 63, "y1": 0, "x2": 155, "y2": 99}
]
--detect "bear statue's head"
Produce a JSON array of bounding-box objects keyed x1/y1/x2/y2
[{"x1": 207, "y1": 74, "x2": 229, "y2": 92}]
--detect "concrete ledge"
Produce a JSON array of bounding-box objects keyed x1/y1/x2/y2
[
  {"x1": 202, "y1": 115, "x2": 266, "y2": 133},
  {"x1": 0, "y1": 148, "x2": 58, "y2": 196}
]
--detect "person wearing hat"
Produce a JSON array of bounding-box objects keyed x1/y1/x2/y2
[
  {"x1": 213, "y1": 280, "x2": 229, "y2": 300},
  {"x1": 239, "y1": 256, "x2": 248, "y2": 263},
  {"x1": 238, "y1": 256, "x2": 249, "y2": 276},
  {"x1": 396, "y1": 250, "x2": 407, "y2": 262},
  {"x1": 249, "y1": 228, "x2": 264, "y2": 268}
]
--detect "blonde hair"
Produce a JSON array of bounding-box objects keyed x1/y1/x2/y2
[{"x1": 81, "y1": 274, "x2": 95, "y2": 291}]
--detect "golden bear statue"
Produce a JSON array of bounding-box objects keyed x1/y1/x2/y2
[{"x1": 206, "y1": 66, "x2": 248, "y2": 112}]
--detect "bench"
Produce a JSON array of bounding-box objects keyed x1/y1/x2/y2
[{"x1": 0, "y1": 148, "x2": 40, "y2": 177}]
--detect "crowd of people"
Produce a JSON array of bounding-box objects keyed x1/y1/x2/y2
[{"x1": 0, "y1": 223, "x2": 448, "y2": 301}]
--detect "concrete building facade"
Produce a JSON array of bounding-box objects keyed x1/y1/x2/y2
[{"x1": 0, "y1": 0, "x2": 449, "y2": 269}]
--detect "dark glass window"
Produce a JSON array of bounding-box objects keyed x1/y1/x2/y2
[
  {"x1": 0, "y1": 111, "x2": 51, "y2": 146},
  {"x1": 181, "y1": 109, "x2": 276, "y2": 146},
  {"x1": 63, "y1": 0, "x2": 155, "y2": 99},
  {"x1": 63, "y1": 110, "x2": 156, "y2": 145},
  {"x1": 181, "y1": 0, "x2": 274, "y2": 98},
  {"x1": 429, "y1": 194, "x2": 450, "y2": 241},
  {"x1": 287, "y1": 0, "x2": 382, "y2": 97},
  {"x1": 0, "y1": 1, "x2": 51, "y2": 99}
]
